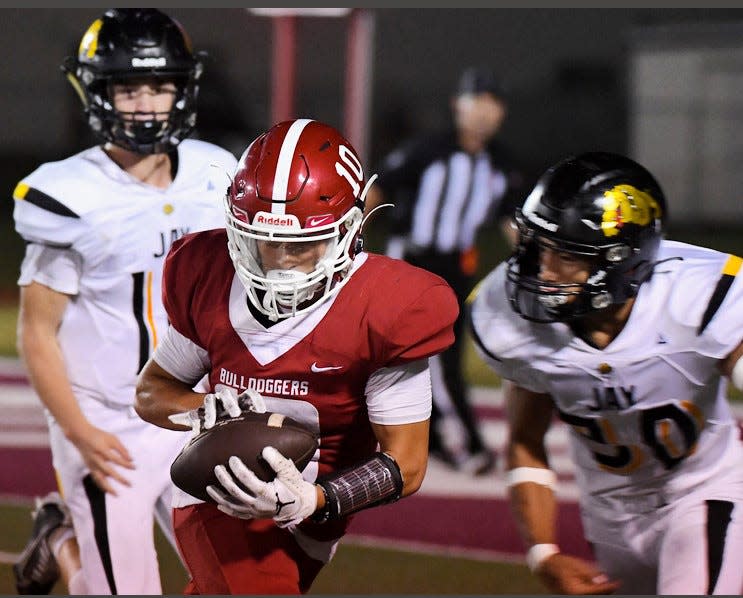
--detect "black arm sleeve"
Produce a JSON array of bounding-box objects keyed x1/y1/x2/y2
[{"x1": 312, "y1": 452, "x2": 404, "y2": 522}]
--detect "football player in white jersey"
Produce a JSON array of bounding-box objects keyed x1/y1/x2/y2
[
  {"x1": 470, "y1": 152, "x2": 743, "y2": 594},
  {"x1": 11, "y1": 9, "x2": 237, "y2": 595}
]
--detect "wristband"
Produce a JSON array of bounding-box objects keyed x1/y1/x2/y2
[
  {"x1": 314, "y1": 452, "x2": 403, "y2": 522},
  {"x1": 505, "y1": 467, "x2": 557, "y2": 490},
  {"x1": 310, "y1": 484, "x2": 332, "y2": 523},
  {"x1": 526, "y1": 543, "x2": 560, "y2": 572}
]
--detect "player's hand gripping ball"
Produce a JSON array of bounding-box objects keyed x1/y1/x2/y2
[{"x1": 170, "y1": 411, "x2": 319, "y2": 503}]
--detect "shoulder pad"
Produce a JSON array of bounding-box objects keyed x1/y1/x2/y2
[
  {"x1": 13, "y1": 178, "x2": 87, "y2": 248},
  {"x1": 660, "y1": 241, "x2": 743, "y2": 356},
  {"x1": 176, "y1": 139, "x2": 238, "y2": 184},
  {"x1": 469, "y1": 264, "x2": 558, "y2": 393}
]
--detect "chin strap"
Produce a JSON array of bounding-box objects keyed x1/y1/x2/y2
[
  {"x1": 210, "y1": 161, "x2": 235, "y2": 188},
  {"x1": 312, "y1": 452, "x2": 403, "y2": 523},
  {"x1": 361, "y1": 201, "x2": 394, "y2": 233},
  {"x1": 359, "y1": 174, "x2": 394, "y2": 233}
]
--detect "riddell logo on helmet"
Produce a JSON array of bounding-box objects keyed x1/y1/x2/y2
[
  {"x1": 132, "y1": 57, "x2": 167, "y2": 68},
  {"x1": 253, "y1": 212, "x2": 300, "y2": 228},
  {"x1": 525, "y1": 211, "x2": 558, "y2": 232},
  {"x1": 305, "y1": 214, "x2": 335, "y2": 228}
]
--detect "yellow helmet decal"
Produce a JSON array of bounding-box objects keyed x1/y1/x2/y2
[
  {"x1": 79, "y1": 18, "x2": 103, "y2": 59},
  {"x1": 601, "y1": 184, "x2": 662, "y2": 237}
]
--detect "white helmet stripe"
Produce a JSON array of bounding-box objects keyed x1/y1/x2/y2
[{"x1": 272, "y1": 118, "x2": 314, "y2": 215}]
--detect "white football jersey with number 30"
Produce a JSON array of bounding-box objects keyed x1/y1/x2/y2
[{"x1": 471, "y1": 240, "x2": 743, "y2": 504}]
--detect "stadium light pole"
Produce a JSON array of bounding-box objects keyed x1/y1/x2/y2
[
  {"x1": 343, "y1": 9, "x2": 375, "y2": 165},
  {"x1": 246, "y1": 8, "x2": 375, "y2": 163},
  {"x1": 270, "y1": 15, "x2": 297, "y2": 126}
]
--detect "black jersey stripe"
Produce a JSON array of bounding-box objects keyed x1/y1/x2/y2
[
  {"x1": 706, "y1": 499, "x2": 733, "y2": 594},
  {"x1": 132, "y1": 272, "x2": 150, "y2": 373},
  {"x1": 466, "y1": 306, "x2": 502, "y2": 363},
  {"x1": 83, "y1": 474, "x2": 118, "y2": 594},
  {"x1": 697, "y1": 255, "x2": 742, "y2": 335},
  {"x1": 23, "y1": 239, "x2": 74, "y2": 250},
  {"x1": 13, "y1": 183, "x2": 80, "y2": 218}
]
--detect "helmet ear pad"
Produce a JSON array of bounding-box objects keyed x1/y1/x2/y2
[
  {"x1": 62, "y1": 8, "x2": 202, "y2": 154},
  {"x1": 507, "y1": 152, "x2": 667, "y2": 323}
]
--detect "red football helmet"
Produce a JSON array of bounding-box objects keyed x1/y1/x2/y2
[{"x1": 224, "y1": 119, "x2": 372, "y2": 320}]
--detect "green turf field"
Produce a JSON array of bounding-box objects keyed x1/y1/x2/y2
[
  {"x1": 0, "y1": 302, "x2": 17, "y2": 358},
  {"x1": 0, "y1": 504, "x2": 545, "y2": 595}
]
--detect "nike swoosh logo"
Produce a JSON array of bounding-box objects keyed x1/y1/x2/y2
[
  {"x1": 311, "y1": 362, "x2": 343, "y2": 373},
  {"x1": 306, "y1": 215, "x2": 335, "y2": 228}
]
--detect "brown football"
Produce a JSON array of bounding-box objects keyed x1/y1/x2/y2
[{"x1": 170, "y1": 411, "x2": 319, "y2": 503}]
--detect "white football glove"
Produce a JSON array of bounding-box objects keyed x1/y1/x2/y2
[
  {"x1": 168, "y1": 387, "x2": 266, "y2": 437},
  {"x1": 206, "y1": 446, "x2": 318, "y2": 528}
]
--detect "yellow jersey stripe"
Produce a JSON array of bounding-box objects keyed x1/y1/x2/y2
[
  {"x1": 13, "y1": 182, "x2": 29, "y2": 200},
  {"x1": 146, "y1": 271, "x2": 158, "y2": 350},
  {"x1": 722, "y1": 254, "x2": 742, "y2": 277}
]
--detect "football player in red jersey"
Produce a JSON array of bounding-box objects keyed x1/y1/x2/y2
[{"x1": 134, "y1": 118, "x2": 459, "y2": 594}]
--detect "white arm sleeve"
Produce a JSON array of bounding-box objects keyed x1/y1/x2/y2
[
  {"x1": 364, "y1": 359, "x2": 432, "y2": 425},
  {"x1": 18, "y1": 243, "x2": 82, "y2": 295},
  {"x1": 152, "y1": 325, "x2": 211, "y2": 385}
]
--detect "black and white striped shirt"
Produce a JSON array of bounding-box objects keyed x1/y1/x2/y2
[{"x1": 375, "y1": 129, "x2": 521, "y2": 256}]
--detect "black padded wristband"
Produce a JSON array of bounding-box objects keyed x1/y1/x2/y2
[
  {"x1": 310, "y1": 483, "x2": 332, "y2": 523},
  {"x1": 314, "y1": 452, "x2": 404, "y2": 522}
]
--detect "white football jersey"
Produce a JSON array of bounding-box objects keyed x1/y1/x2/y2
[
  {"x1": 13, "y1": 140, "x2": 237, "y2": 406},
  {"x1": 471, "y1": 240, "x2": 743, "y2": 502}
]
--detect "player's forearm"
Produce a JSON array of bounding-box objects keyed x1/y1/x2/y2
[
  {"x1": 19, "y1": 329, "x2": 91, "y2": 442},
  {"x1": 507, "y1": 477, "x2": 559, "y2": 547},
  {"x1": 506, "y1": 442, "x2": 559, "y2": 547},
  {"x1": 134, "y1": 359, "x2": 205, "y2": 430},
  {"x1": 372, "y1": 419, "x2": 429, "y2": 496}
]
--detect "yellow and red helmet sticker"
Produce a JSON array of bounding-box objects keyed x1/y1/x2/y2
[{"x1": 601, "y1": 184, "x2": 662, "y2": 237}]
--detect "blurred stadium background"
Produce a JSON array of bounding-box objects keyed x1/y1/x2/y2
[{"x1": 2, "y1": 8, "x2": 743, "y2": 594}]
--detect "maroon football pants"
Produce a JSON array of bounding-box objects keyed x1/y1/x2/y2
[{"x1": 173, "y1": 503, "x2": 325, "y2": 594}]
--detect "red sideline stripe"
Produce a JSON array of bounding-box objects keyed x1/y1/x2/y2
[
  {"x1": 348, "y1": 493, "x2": 592, "y2": 559},
  {"x1": 474, "y1": 404, "x2": 505, "y2": 420},
  {"x1": 0, "y1": 447, "x2": 56, "y2": 497},
  {"x1": 0, "y1": 374, "x2": 29, "y2": 385},
  {"x1": 0, "y1": 425, "x2": 47, "y2": 432},
  {"x1": 0, "y1": 450, "x2": 587, "y2": 559},
  {"x1": 475, "y1": 404, "x2": 570, "y2": 424}
]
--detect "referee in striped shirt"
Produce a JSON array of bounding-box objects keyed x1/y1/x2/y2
[{"x1": 366, "y1": 65, "x2": 525, "y2": 475}]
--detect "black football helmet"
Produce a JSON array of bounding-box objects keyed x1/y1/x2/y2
[
  {"x1": 62, "y1": 8, "x2": 203, "y2": 154},
  {"x1": 506, "y1": 152, "x2": 667, "y2": 323}
]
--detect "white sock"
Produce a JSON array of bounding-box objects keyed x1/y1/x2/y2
[{"x1": 67, "y1": 568, "x2": 87, "y2": 595}]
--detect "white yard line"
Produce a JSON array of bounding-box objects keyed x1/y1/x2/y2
[{"x1": 0, "y1": 550, "x2": 20, "y2": 564}]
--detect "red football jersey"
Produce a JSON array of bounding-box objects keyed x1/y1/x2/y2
[{"x1": 163, "y1": 229, "x2": 458, "y2": 479}]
